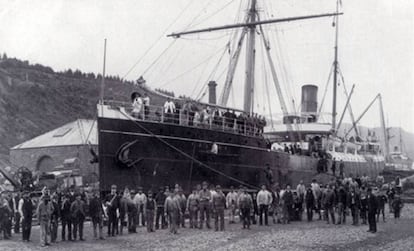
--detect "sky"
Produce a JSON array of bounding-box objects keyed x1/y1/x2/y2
[{"x1": 0, "y1": 0, "x2": 413, "y2": 134}]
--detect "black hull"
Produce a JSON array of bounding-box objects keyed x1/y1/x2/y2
[{"x1": 98, "y1": 117, "x2": 384, "y2": 192}]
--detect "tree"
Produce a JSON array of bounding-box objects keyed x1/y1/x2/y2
[{"x1": 2, "y1": 53, "x2": 7, "y2": 59}]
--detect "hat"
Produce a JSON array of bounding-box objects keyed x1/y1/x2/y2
[
  {"x1": 111, "y1": 184, "x2": 117, "y2": 189},
  {"x1": 216, "y1": 185, "x2": 221, "y2": 189},
  {"x1": 202, "y1": 181, "x2": 208, "y2": 185}
]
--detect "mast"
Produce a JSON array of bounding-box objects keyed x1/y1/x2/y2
[
  {"x1": 100, "y1": 38, "x2": 107, "y2": 104},
  {"x1": 379, "y1": 94, "x2": 389, "y2": 159},
  {"x1": 244, "y1": 0, "x2": 257, "y2": 114},
  {"x1": 332, "y1": 0, "x2": 340, "y2": 132}
]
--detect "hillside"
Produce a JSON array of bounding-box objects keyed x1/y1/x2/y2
[
  {"x1": 0, "y1": 55, "x2": 173, "y2": 165},
  {"x1": 0, "y1": 55, "x2": 413, "y2": 165}
]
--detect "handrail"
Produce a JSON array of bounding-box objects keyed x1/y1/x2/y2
[{"x1": 103, "y1": 100, "x2": 266, "y2": 137}]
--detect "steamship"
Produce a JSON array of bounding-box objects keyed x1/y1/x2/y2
[{"x1": 97, "y1": 0, "x2": 385, "y2": 192}]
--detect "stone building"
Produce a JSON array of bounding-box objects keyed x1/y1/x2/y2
[{"x1": 10, "y1": 119, "x2": 98, "y2": 184}]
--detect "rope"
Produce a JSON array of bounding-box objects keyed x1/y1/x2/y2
[
  {"x1": 122, "y1": 0, "x2": 195, "y2": 79},
  {"x1": 318, "y1": 63, "x2": 334, "y2": 115},
  {"x1": 84, "y1": 119, "x2": 96, "y2": 145},
  {"x1": 186, "y1": 0, "x2": 237, "y2": 30},
  {"x1": 117, "y1": 109, "x2": 259, "y2": 189}
]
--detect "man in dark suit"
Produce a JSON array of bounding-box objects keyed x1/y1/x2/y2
[
  {"x1": 105, "y1": 184, "x2": 120, "y2": 237},
  {"x1": 367, "y1": 188, "x2": 378, "y2": 233}
]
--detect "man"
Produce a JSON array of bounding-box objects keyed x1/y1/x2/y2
[
  {"x1": 143, "y1": 93, "x2": 150, "y2": 120},
  {"x1": 376, "y1": 192, "x2": 387, "y2": 223},
  {"x1": 257, "y1": 185, "x2": 272, "y2": 226},
  {"x1": 145, "y1": 191, "x2": 156, "y2": 232},
  {"x1": 19, "y1": 192, "x2": 33, "y2": 242},
  {"x1": 331, "y1": 158, "x2": 337, "y2": 176},
  {"x1": 311, "y1": 179, "x2": 322, "y2": 220},
  {"x1": 131, "y1": 92, "x2": 143, "y2": 119},
  {"x1": 0, "y1": 193, "x2": 12, "y2": 240},
  {"x1": 187, "y1": 187, "x2": 199, "y2": 228},
  {"x1": 336, "y1": 186, "x2": 347, "y2": 224},
  {"x1": 305, "y1": 185, "x2": 315, "y2": 221},
  {"x1": 347, "y1": 186, "x2": 361, "y2": 225},
  {"x1": 60, "y1": 194, "x2": 72, "y2": 241},
  {"x1": 238, "y1": 187, "x2": 253, "y2": 229},
  {"x1": 50, "y1": 194, "x2": 59, "y2": 243},
  {"x1": 127, "y1": 190, "x2": 138, "y2": 233},
  {"x1": 133, "y1": 187, "x2": 147, "y2": 227},
  {"x1": 164, "y1": 97, "x2": 176, "y2": 123},
  {"x1": 13, "y1": 192, "x2": 20, "y2": 234},
  {"x1": 339, "y1": 160, "x2": 345, "y2": 178},
  {"x1": 37, "y1": 193, "x2": 53, "y2": 247},
  {"x1": 177, "y1": 187, "x2": 187, "y2": 228},
  {"x1": 322, "y1": 185, "x2": 335, "y2": 224},
  {"x1": 119, "y1": 188, "x2": 130, "y2": 235},
  {"x1": 367, "y1": 188, "x2": 378, "y2": 233},
  {"x1": 296, "y1": 180, "x2": 306, "y2": 206},
  {"x1": 155, "y1": 187, "x2": 167, "y2": 229},
  {"x1": 212, "y1": 185, "x2": 226, "y2": 231},
  {"x1": 105, "y1": 184, "x2": 120, "y2": 236},
  {"x1": 164, "y1": 189, "x2": 181, "y2": 234},
  {"x1": 360, "y1": 187, "x2": 368, "y2": 225},
  {"x1": 89, "y1": 190, "x2": 105, "y2": 240},
  {"x1": 198, "y1": 181, "x2": 212, "y2": 229},
  {"x1": 226, "y1": 186, "x2": 238, "y2": 224},
  {"x1": 70, "y1": 193, "x2": 86, "y2": 241},
  {"x1": 282, "y1": 185, "x2": 293, "y2": 224},
  {"x1": 391, "y1": 194, "x2": 403, "y2": 223}
]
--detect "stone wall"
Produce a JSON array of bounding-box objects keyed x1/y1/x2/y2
[{"x1": 10, "y1": 144, "x2": 99, "y2": 184}]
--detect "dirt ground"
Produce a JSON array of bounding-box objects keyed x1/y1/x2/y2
[{"x1": 1, "y1": 204, "x2": 413, "y2": 251}]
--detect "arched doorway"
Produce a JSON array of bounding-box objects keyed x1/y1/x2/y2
[{"x1": 36, "y1": 155, "x2": 55, "y2": 173}]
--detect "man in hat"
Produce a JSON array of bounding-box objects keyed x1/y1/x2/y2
[
  {"x1": 177, "y1": 187, "x2": 187, "y2": 228},
  {"x1": 70, "y1": 193, "x2": 86, "y2": 241},
  {"x1": 155, "y1": 187, "x2": 167, "y2": 229},
  {"x1": 61, "y1": 193, "x2": 73, "y2": 241},
  {"x1": 105, "y1": 184, "x2": 120, "y2": 236},
  {"x1": 37, "y1": 193, "x2": 53, "y2": 247},
  {"x1": 127, "y1": 189, "x2": 138, "y2": 233},
  {"x1": 145, "y1": 191, "x2": 156, "y2": 232},
  {"x1": 50, "y1": 194, "x2": 60, "y2": 243},
  {"x1": 164, "y1": 187, "x2": 181, "y2": 234},
  {"x1": 257, "y1": 184, "x2": 273, "y2": 226},
  {"x1": 212, "y1": 185, "x2": 226, "y2": 231},
  {"x1": 89, "y1": 190, "x2": 105, "y2": 240},
  {"x1": 19, "y1": 191, "x2": 33, "y2": 242},
  {"x1": 367, "y1": 187, "x2": 378, "y2": 233},
  {"x1": 0, "y1": 192, "x2": 12, "y2": 239},
  {"x1": 133, "y1": 187, "x2": 147, "y2": 227},
  {"x1": 131, "y1": 92, "x2": 143, "y2": 119},
  {"x1": 198, "y1": 181, "x2": 212, "y2": 229},
  {"x1": 238, "y1": 187, "x2": 253, "y2": 229},
  {"x1": 186, "y1": 187, "x2": 199, "y2": 228},
  {"x1": 226, "y1": 186, "x2": 238, "y2": 224}
]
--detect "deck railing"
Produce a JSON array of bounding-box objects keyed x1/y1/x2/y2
[{"x1": 104, "y1": 100, "x2": 265, "y2": 137}]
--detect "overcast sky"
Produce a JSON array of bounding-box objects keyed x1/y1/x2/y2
[{"x1": 0, "y1": 0, "x2": 413, "y2": 134}]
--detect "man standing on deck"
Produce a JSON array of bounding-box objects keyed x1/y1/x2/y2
[
  {"x1": 257, "y1": 185, "x2": 273, "y2": 226},
  {"x1": 143, "y1": 93, "x2": 150, "y2": 120},
  {"x1": 198, "y1": 181, "x2": 212, "y2": 229}
]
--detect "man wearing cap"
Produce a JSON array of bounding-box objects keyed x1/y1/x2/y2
[
  {"x1": 70, "y1": 194, "x2": 86, "y2": 241},
  {"x1": 133, "y1": 187, "x2": 147, "y2": 227},
  {"x1": 89, "y1": 190, "x2": 105, "y2": 240},
  {"x1": 0, "y1": 192, "x2": 12, "y2": 239},
  {"x1": 145, "y1": 191, "x2": 156, "y2": 232},
  {"x1": 238, "y1": 187, "x2": 253, "y2": 229},
  {"x1": 50, "y1": 194, "x2": 60, "y2": 243},
  {"x1": 155, "y1": 187, "x2": 167, "y2": 229},
  {"x1": 37, "y1": 193, "x2": 53, "y2": 247},
  {"x1": 105, "y1": 184, "x2": 120, "y2": 236},
  {"x1": 19, "y1": 192, "x2": 33, "y2": 242},
  {"x1": 198, "y1": 181, "x2": 212, "y2": 229},
  {"x1": 60, "y1": 193, "x2": 72, "y2": 241},
  {"x1": 257, "y1": 185, "x2": 273, "y2": 226},
  {"x1": 164, "y1": 188, "x2": 181, "y2": 234},
  {"x1": 186, "y1": 187, "x2": 200, "y2": 228},
  {"x1": 226, "y1": 186, "x2": 238, "y2": 224},
  {"x1": 367, "y1": 187, "x2": 378, "y2": 233},
  {"x1": 212, "y1": 185, "x2": 226, "y2": 231},
  {"x1": 177, "y1": 187, "x2": 187, "y2": 228}
]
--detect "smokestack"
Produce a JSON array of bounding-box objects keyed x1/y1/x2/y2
[
  {"x1": 301, "y1": 85, "x2": 318, "y2": 113},
  {"x1": 208, "y1": 81, "x2": 217, "y2": 104}
]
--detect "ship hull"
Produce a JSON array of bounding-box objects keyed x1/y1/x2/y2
[{"x1": 98, "y1": 117, "x2": 385, "y2": 192}]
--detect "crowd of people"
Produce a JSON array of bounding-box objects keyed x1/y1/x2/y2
[
  {"x1": 129, "y1": 93, "x2": 267, "y2": 136},
  {"x1": 0, "y1": 175, "x2": 406, "y2": 247}
]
